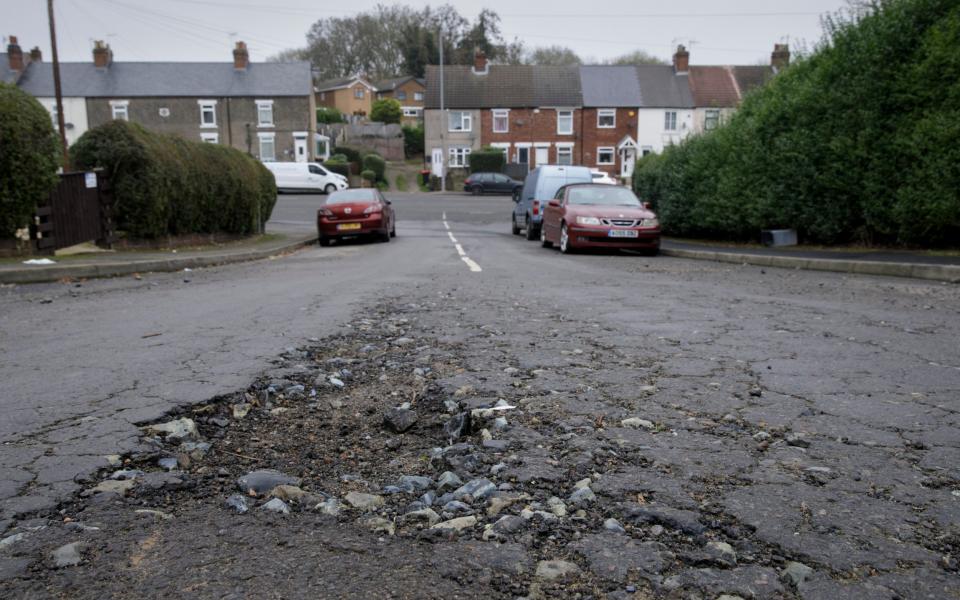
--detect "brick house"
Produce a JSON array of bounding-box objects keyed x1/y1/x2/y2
[
  {"x1": 425, "y1": 53, "x2": 582, "y2": 172},
  {"x1": 315, "y1": 75, "x2": 376, "y2": 119},
  {"x1": 579, "y1": 65, "x2": 643, "y2": 182},
  {"x1": 14, "y1": 40, "x2": 317, "y2": 162},
  {"x1": 375, "y1": 76, "x2": 426, "y2": 124}
]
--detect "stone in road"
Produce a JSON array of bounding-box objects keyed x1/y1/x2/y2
[{"x1": 0, "y1": 192, "x2": 958, "y2": 598}]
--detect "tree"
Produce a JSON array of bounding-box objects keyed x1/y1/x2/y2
[
  {"x1": 526, "y1": 45, "x2": 582, "y2": 66},
  {"x1": 607, "y1": 50, "x2": 667, "y2": 65},
  {"x1": 370, "y1": 98, "x2": 402, "y2": 124}
]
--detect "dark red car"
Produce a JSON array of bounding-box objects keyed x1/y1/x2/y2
[
  {"x1": 317, "y1": 189, "x2": 396, "y2": 246},
  {"x1": 539, "y1": 184, "x2": 660, "y2": 255}
]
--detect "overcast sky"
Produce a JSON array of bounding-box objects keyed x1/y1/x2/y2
[{"x1": 7, "y1": 0, "x2": 850, "y2": 66}]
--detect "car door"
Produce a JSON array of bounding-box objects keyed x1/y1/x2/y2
[
  {"x1": 307, "y1": 164, "x2": 326, "y2": 191},
  {"x1": 543, "y1": 186, "x2": 565, "y2": 239}
]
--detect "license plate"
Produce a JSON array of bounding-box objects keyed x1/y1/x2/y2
[
  {"x1": 337, "y1": 223, "x2": 362, "y2": 231},
  {"x1": 608, "y1": 229, "x2": 639, "y2": 238}
]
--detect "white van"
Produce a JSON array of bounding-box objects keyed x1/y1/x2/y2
[
  {"x1": 264, "y1": 162, "x2": 349, "y2": 194},
  {"x1": 512, "y1": 165, "x2": 593, "y2": 239}
]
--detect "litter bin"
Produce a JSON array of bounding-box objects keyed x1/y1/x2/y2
[{"x1": 419, "y1": 170, "x2": 431, "y2": 187}]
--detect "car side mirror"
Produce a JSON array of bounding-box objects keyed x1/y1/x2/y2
[
  {"x1": 386, "y1": 200, "x2": 392, "y2": 205},
  {"x1": 548, "y1": 200, "x2": 561, "y2": 208}
]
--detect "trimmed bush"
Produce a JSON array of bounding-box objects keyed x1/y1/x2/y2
[
  {"x1": 328, "y1": 153, "x2": 348, "y2": 163},
  {"x1": 333, "y1": 146, "x2": 361, "y2": 164},
  {"x1": 370, "y1": 98, "x2": 402, "y2": 124},
  {"x1": 0, "y1": 83, "x2": 61, "y2": 238},
  {"x1": 362, "y1": 153, "x2": 386, "y2": 182},
  {"x1": 469, "y1": 148, "x2": 505, "y2": 174},
  {"x1": 633, "y1": 0, "x2": 960, "y2": 246},
  {"x1": 71, "y1": 120, "x2": 275, "y2": 238},
  {"x1": 360, "y1": 169, "x2": 376, "y2": 186},
  {"x1": 402, "y1": 125, "x2": 424, "y2": 157}
]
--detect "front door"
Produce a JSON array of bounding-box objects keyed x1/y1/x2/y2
[
  {"x1": 294, "y1": 135, "x2": 308, "y2": 163},
  {"x1": 431, "y1": 148, "x2": 444, "y2": 177},
  {"x1": 620, "y1": 148, "x2": 636, "y2": 179},
  {"x1": 535, "y1": 147, "x2": 548, "y2": 168}
]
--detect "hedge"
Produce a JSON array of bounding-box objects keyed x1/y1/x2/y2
[
  {"x1": 402, "y1": 125, "x2": 424, "y2": 157},
  {"x1": 70, "y1": 120, "x2": 275, "y2": 238},
  {"x1": 333, "y1": 146, "x2": 361, "y2": 164},
  {"x1": 323, "y1": 160, "x2": 351, "y2": 179},
  {"x1": 0, "y1": 83, "x2": 61, "y2": 238},
  {"x1": 469, "y1": 149, "x2": 505, "y2": 174},
  {"x1": 362, "y1": 153, "x2": 386, "y2": 182},
  {"x1": 633, "y1": 0, "x2": 960, "y2": 246}
]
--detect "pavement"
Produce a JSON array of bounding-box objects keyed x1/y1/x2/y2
[{"x1": 0, "y1": 192, "x2": 958, "y2": 598}]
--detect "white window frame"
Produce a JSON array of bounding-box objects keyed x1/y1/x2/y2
[
  {"x1": 258, "y1": 133, "x2": 276, "y2": 162},
  {"x1": 110, "y1": 100, "x2": 129, "y2": 121},
  {"x1": 664, "y1": 111, "x2": 678, "y2": 131},
  {"x1": 597, "y1": 109, "x2": 616, "y2": 129},
  {"x1": 597, "y1": 146, "x2": 615, "y2": 165},
  {"x1": 256, "y1": 100, "x2": 274, "y2": 128},
  {"x1": 402, "y1": 107, "x2": 421, "y2": 117},
  {"x1": 704, "y1": 109, "x2": 720, "y2": 131},
  {"x1": 354, "y1": 86, "x2": 365, "y2": 99},
  {"x1": 198, "y1": 100, "x2": 217, "y2": 128},
  {"x1": 448, "y1": 111, "x2": 472, "y2": 133},
  {"x1": 556, "y1": 143, "x2": 574, "y2": 165},
  {"x1": 448, "y1": 146, "x2": 471, "y2": 168},
  {"x1": 492, "y1": 109, "x2": 510, "y2": 134},
  {"x1": 200, "y1": 132, "x2": 219, "y2": 144},
  {"x1": 414, "y1": 91, "x2": 424, "y2": 101},
  {"x1": 556, "y1": 109, "x2": 574, "y2": 135}
]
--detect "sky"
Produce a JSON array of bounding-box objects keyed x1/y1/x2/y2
[{"x1": 5, "y1": 0, "x2": 851, "y2": 66}]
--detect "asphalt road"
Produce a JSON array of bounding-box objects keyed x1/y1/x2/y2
[{"x1": 1, "y1": 192, "x2": 958, "y2": 597}]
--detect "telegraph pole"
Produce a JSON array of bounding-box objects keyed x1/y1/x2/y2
[
  {"x1": 47, "y1": 0, "x2": 69, "y2": 169},
  {"x1": 439, "y1": 28, "x2": 446, "y2": 193}
]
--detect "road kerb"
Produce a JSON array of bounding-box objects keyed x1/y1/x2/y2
[
  {"x1": 0, "y1": 235, "x2": 317, "y2": 285},
  {"x1": 661, "y1": 247, "x2": 960, "y2": 284}
]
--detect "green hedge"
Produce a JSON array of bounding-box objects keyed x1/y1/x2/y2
[
  {"x1": 70, "y1": 120, "x2": 275, "y2": 238},
  {"x1": 323, "y1": 160, "x2": 350, "y2": 179},
  {"x1": 333, "y1": 146, "x2": 361, "y2": 163},
  {"x1": 402, "y1": 125, "x2": 424, "y2": 157},
  {"x1": 362, "y1": 153, "x2": 386, "y2": 181},
  {"x1": 469, "y1": 149, "x2": 505, "y2": 174},
  {"x1": 0, "y1": 83, "x2": 61, "y2": 238},
  {"x1": 633, "y1": 0, "x2": 960, "y2": 246}
]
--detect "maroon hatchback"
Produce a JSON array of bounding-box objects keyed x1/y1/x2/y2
[
  {"x1": 540, "y1": 184, "x2": 660, "y2": 255},
  {"x1": 317, "y1": 189, "x2": 396, "y2": 246}
]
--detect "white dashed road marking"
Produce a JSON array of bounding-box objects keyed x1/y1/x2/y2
[{"x1": 442, "y1": 212, "x2": 482, "y2": 273}]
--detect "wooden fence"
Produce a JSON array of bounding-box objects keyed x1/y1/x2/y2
[{"x1": 32, "y1": 171, "x2": 115, "y2": 253}]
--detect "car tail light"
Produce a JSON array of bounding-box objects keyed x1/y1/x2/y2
[
  {"x1": 464, "y1": 177, "x2": 473, "y2": 184},
  {"x1": 532, "y1": 200, "x2": 540, "y2": 216}
]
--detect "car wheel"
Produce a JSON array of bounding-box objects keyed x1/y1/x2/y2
[
  {"x1": 559, "y1": 223, "x2": 573, "y2": 254},
  {"x1": 471, "y1": 186, "x2": 482, "y2": 196},
  {"x1": 511, "y1": 214, "x2": 521, "y2": 235},
  {"x1": 325, "y1": 184, "x2": 337, "y2": 194},
  {"x1": 390, "y1": 222, "x2": 397, "y2": 238},
  {"x1": 380, "y1": 228, "x2": 391, "y2": 243},
  {"x1": 318, "y1": 235, "x2": 331, "y2": 247},
  {"x1": 540, "y1": 224, "x2": 553, "y2": 248},
  {"x1": 525, "y1": 215, "x2": 538, "y2": 241}
]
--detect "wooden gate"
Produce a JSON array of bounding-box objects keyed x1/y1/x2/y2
[{"x1": 33, "y1": 171, "x2": 115, "y2": 252}]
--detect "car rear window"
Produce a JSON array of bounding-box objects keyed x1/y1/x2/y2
[
  {"x1": 327, "y1": 189, "x2": 377, "y2": 204},
  {"x1": 568, "y1": 186, "x2": 641, "y2": 206}
]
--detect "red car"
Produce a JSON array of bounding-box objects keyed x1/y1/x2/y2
[
  {"x1": 317, "y1": 189, "x2": 396, "y2": 246},
  {"x1": 539, "y1": 184, "x2": 660, "y2": 255}
]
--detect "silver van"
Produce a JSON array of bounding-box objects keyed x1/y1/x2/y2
[
  {"x1": 511, "y1": 165, "x2": 593, "y2": 240},
  {"x1": 264, "y1": 162, "x2": 349, "y2": 194}
]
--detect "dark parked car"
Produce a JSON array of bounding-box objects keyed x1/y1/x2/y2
[
  {"x1": 539, "y1": 184, "x2": 660, "y2": 255},
  {"x1": 317, "y1": 189, "x2": 396, "y2": 246},
  {"x1": 464, "y1": 172, "x2": 523, "y2": 196}
]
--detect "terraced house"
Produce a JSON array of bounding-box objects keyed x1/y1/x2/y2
[{"x1": 12, "y1": 39, "x2": 317, "y2": 162}]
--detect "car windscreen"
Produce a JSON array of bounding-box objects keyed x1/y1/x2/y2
[
  {"x1": 567, "y1": 186, "x2": 641, "y2": 206},
  {"x1": 327, "y1": 190, "x2": 377, "y2": 204}
]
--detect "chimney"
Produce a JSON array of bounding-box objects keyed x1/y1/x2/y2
[
  {"x1": 473, "y1": 49, "x2": 487, "y2": 74},
  {"x1": 29, "y1": 46, "x2": 42, "y2": 63},
  {"x1": 673, "y1": 45, "x2": 689, "y2": 74},
  {"x1": 7, "y1": 35, "x2": 24, "y2": 72},
  {"x1": 233, "y1": 41, "x2": 249, "y2": 70},
  {"x1": 93, "y1": 40, "x2": 112, "y2": 68},
  {"x1": 771, "y1": 44, "x2": 791, "y2": 71}
]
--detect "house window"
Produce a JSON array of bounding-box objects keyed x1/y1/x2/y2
[
  {"x1": 256, "y1": 100, "x2": 274, "y2": 127},
  {"x1": 396, "y1": 90, "x2": 407, "y2": 100},
  {"x1": 354, "y1": 87, "x2": 365, "y2": 99},
  {"x1": 557, "y1": 110, "x2": 573, "y2": 135},
  {"x1": 258, "y1": 133, "x2": 276, "y2": 161},
  {"x1": 110, "y1": 100, "x2": 129, "y2": 121},
  {"x1": 705, "y1": 109, "x2": 720, "y2": 131},
  {"x1": 448, "y1": 111, "x2": 472, "y2": 132},
  {"x1": 200, "y1": 133, "x2": 219, "y2": 144},
  {"x1": 414, "y1": 92, "x2": 424, "y2": 101},
  {"x1": 492, "y1": 109, "x2": 509, "y2": 133},
  {"x1": 664, "y1": 111, "x2": 678, "y2": 131},
  {"x1": 556, "y1": 144, "x2": 573, "y2": 165},
  {"x1": 642, "y1": 147, "x2": 653, "y2": 157},
  {"x1": 597, "y1": 147, "x2": 615, "y2": 165},
  {"x1": 402, "y1": 107, "x2": 421, "y2": 117},
  {"x1": 597, "y1": 109, "x2": 615, "y2": 128},
  {"x1": 448, "y1": 146, "x2": 471, "y2": 168},
  {"x1": 198, "y1": 100, "x2": 217, "y2": 127}
]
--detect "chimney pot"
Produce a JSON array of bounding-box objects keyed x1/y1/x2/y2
[
  {"x1": 771, "y1": 44, "x2": 791, "y2": 71},
  {"x1": 29, "y1": 46, "x2": 42, "y2": 62},
  {"x1": 7, "y1": 35, "x2": 24, "y2": 72},
  {"x1": 673, "y1": 45, "x2": 689, "y2": 74},
  {"x1": 473, "y1": 50, "x2": 487, "y2": 74},
  {"x1": 233, "y1": 41, "x2": 249, "y2": 70},
  {"x1": 93, "y1": 40, "x2": 113, "y2": 68}
]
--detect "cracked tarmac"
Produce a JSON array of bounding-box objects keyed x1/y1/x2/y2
[{"x1": 0, "y1": 193, "x2": 958, "y2": 598}]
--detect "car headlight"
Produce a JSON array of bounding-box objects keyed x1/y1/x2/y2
[
  {"x1": 640, "y1": 218, "x2": 659, "y2": 228},
  {"x1": 576, "y1": 216, "x2": 601, "y2": 226},
  {"x1": 363, "y1": 206, "x2": 381, "y2": 215}
]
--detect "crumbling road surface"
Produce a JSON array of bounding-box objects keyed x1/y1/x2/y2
[{"x1": 1, "y1": 194, "x2": 958, "y2": 598}]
